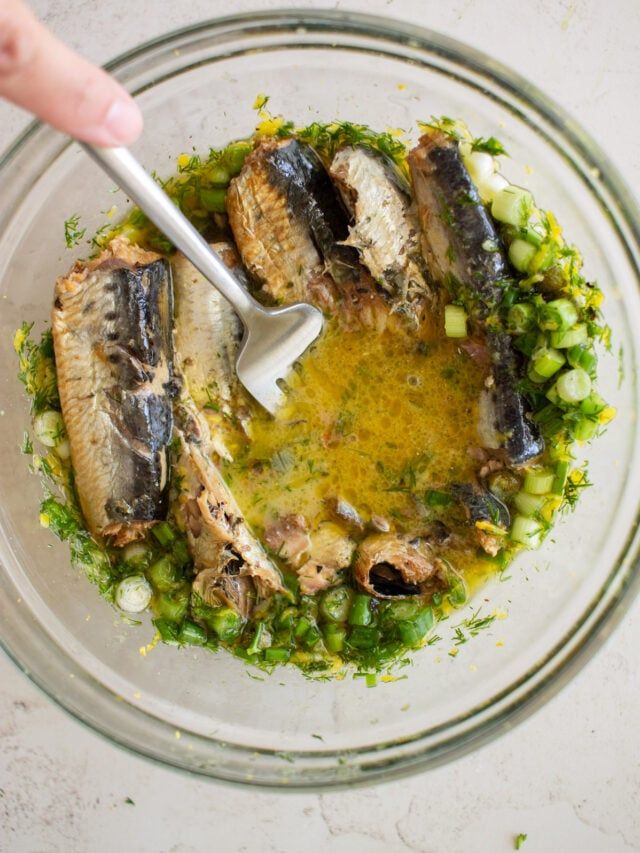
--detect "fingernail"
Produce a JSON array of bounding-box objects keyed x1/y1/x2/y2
[{"x1": 103, "y1": 98, "x2": 143, "y2": 145}]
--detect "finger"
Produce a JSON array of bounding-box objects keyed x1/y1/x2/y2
[{"x1": 0, "y1": 0, "x2": 142, "y2": 145}]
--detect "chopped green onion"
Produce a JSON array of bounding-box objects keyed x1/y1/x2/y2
[
  {"x1": 349, "y1": 594, "x2": 373, "y2": 627},
  {"x1": 513, "y1": 491, "x2": 546, "y2": 517},
  {"x1": 545, "y1": 382, "x2": 561, "y2": 406},
  {"x1": 323, "y1": 623, "x2": 347, "y2": 653},
  {"x1": 199, "y1": 187, "x2": 227, "y2": 212},
  {"x1": 579, "y1": 392, "x2": 607, "y2": 416},
  {"x1": 156, "y1": 588, "x2": 190, "y2": 623},
  {"x1": 510, "y1": 515, "x2": 544, "y2": 548},
  {"x1": 115, "y1": 574, "x2": 152, "y2": 613},
  {"x1": 154, "y1": 618, "x2": 180, "y2": 645},
  {"x1": 507, "y1": 303, "x2": 536, "y2": 334},
  {"x1": 396, "y1": 607, "x2": 433, "y2": 646},
  {"x1": 303, "y1": 626, "x2": 321, "y2": 648},
  {"x1": 514, "y1": 331, "x2": 538, "y2": 357},
  {"x1": 508, "y1": 238, "x2": 537, "y2": 273},
  {"x1": 538, "y1": 298, "x2": 578, "y2": 332},
  {"x1": 551, "y1": 461, "x2": 570, "y2": 495},
  {"x1": 523, "y1": 469, "x2": 554, "y2": 495},
  {"x1": 531, "y1": 346, "x2": 565, "y2": 379},
  {"x1": 447, "y1": 574, "x2": 467, "y2": 607},
  {"x1": 444, "y1": 304, "x2": 468, "y2": 338},
  {"x1": 277, "y1": 607, "x2": 296, "y2": 629},
  {"x1": 209, "y1": 607, "x2": 244, "y2": 641},
  {"x1": 520, "y1": 224, "x2": 544, "y2": 247},
  {"x1": 221, "y1": 141, "x2": 253, "y2": 175},
  {"x1": 247, "y1": 622, "x2": 270, "y2": 655},
  {"x1": 205, "y1": 165, "x2": 231, "y2": 186},
  {"x1": 151, "y1": 521, "x2": 176, "y2": 547},
  {"x1": 528, "y1": 360, "x2": 550, "y2": 385},
  {"x1": 147, "y1": 556, "x2": 177, "y2": 592},
  {"x1": 319, "y1": 586, "x2": 353, "y2": 623},
  {"x1": 573, "y1": 417, "x2": 599, "y2": 441},
  {"x1": 171, "y1": 538, "x2": 191, "y2": 569},
  {"x1": 567, "y1": 345, "x2": 597, "y2": 374},
  {"x1": 550, "y1": 324, "x2": 588, "y2": 349},
  {"x1": 294, "y1": 616, "x2": 312, "y2": 639},
  {"x1": 385, "y1": 599, "x2": 421, "y2": 621},
  {"x1": 491, "y1": 185, "x2": 533, "y2": 228},
  {"x1": 179, "y1": 620, "x2": 207, "y2": 646},
  {"x1": 347, "y1": 625, "x2": 380, "y2": 649},
  {"x1": 264, "y1": 647, "x2": 291, "y2": 663},
  {"x1": 33, "y1": 409, "x2": 66, "y2": 448},
  {"x1": 122, "y1": 542, "x2": 150, "y2": 570},
  {"x1": 556, "y1": 368, "x2": 592, "y2": 403},
  {"x1": 365, "y1": 673, "x2": 377, "y2": 688}
]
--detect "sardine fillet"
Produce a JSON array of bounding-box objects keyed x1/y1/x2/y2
[
  {"x1": 173, "y1": 401, "x2": 284, "y2": 604},
  {"x1": 409, "y1": 131, "x2": 544, "y2": 465},
  {"x1": 52, "y1": 238, "x2": 175, "y2": 545},
  {"x1": 227, "y1": 141, "x2": 322, "y2": 302},
  {"x1": 330, "y1": 146, "x2": 429, "y2": 302},
  {"x1": 172, "y1": 245, "x2": 244, "y2": 460}
]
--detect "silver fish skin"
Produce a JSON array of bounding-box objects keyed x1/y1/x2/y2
[
  {"x1": 172, "y1": 243, "x2": 245, "y2": 461},
  {"x1": 408, "y1": 130, "x2": 544, "y2": 466},
  {"x1": 330, "y1": 146, "x2": 432, "y2": 308},
  {"x1": 173, "y1": 399, "x2": 284, "y2": 614},
  {"x1": 52, "y1": 238, "x2": 176, "y2": 546},
  {"x1": 227, "y1": 138, "x2": 359, "y2": 304}
]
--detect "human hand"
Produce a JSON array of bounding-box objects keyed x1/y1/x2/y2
[{"x1": 0, "y1": 0, "x2": 142, "y2": 145}]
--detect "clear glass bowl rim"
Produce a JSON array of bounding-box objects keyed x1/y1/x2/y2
[{"x1": 1, "y1": 8, "x2": 639, "y2": 789}]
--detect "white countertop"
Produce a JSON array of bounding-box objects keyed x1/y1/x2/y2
[{"x1": 1, "y1": 1, "x2": 639, "y2": 850}]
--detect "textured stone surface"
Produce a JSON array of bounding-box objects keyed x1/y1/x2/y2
[{"x1": 1, "y1": 1, "x2": 639, "y2": 851}]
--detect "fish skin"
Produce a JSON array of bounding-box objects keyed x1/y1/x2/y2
[
  {"x1": 227, "y1": 138, "x2": 358, "y2": 303},
  {"x1": 329, "y1": 146, "x2": 433, "y2": 311},
  {"x1": 52, "y1": 238, "x2": 176, "y2": 545},
  {"x1": 408, "y1": 131, "x2": 544, "y2": 465},
  {"x1": 262, "y1": 139, "x2": 360, "y2": 285},
  {"x1": 172, "y1": 243, "x2": 246, "y2": 461},
  {"x1": 452, "y1": 483, "x2": 510, "y2": 529},
  {"x1": 172, "y1": 399, "x2": 284, "y2": 611}
]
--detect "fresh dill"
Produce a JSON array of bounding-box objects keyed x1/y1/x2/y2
[
  {"x1": 471, "y1": 136, "x2": 508, "y2": 157},
  {"x1": 63, "y1": 214, "x2": 86, "y2": 248}
]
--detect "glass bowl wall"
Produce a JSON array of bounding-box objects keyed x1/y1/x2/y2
[{"x1": 0, "y1": 11, "x2": 638, "y2": 787}]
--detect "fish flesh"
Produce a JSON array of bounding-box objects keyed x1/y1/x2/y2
[
  {"x1": 264, "y1": 513, "x2": 354, "y2": 595},
  {"x1": 172, "y1": 243, "x2": 244, "y2": 410},
  {"x1": 264, "y1": 513, "x2": 311, "y2": 566},
  {"x1": 408, "y1": 130, "x2": 544, "y2": 465},
  {"x1": 329, "y1": 146, "x2": 434, "y2": 321},
  {"x1": 227, "y1": 138, "x2": 359, "y2": 304},
  {"x1": 354, "y1": 533, "x2": 442, "y2": 598},
  {"x1": 52, "y1": 237, "x2": 176, "y2": 545},
  {"x1": 172, "y1": 400, "x2": 284, "y2": 614},
  {"x1": 297, "y1": 520, "x2": 355, "y2": 594},
  {"x1": 172, "y1": 243, "x2": 246, "y2": 461}
]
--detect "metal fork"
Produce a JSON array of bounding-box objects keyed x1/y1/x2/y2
[{"x1": 82, "y1": 144, "x2": 324, "y2": 414}]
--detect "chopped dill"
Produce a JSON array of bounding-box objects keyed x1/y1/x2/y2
[
  {"x1": 63, "y1": 214, "x2": 85, "y2": 248},
  {"x1": 471, "y1": 136, "x2": 508, "y2": 157}
]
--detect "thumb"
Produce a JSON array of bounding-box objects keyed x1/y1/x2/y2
[{"x1": 0, "y1": 0, "x2": 143, "y2": 146}]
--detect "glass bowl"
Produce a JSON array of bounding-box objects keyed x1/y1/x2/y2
[{"x1": 1, "y1": 10, "x2": 639, "y2": 788}]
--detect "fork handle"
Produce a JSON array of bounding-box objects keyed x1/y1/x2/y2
[{"x1": 81, "y1": 144, "x2": 257, "y2": 322}]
